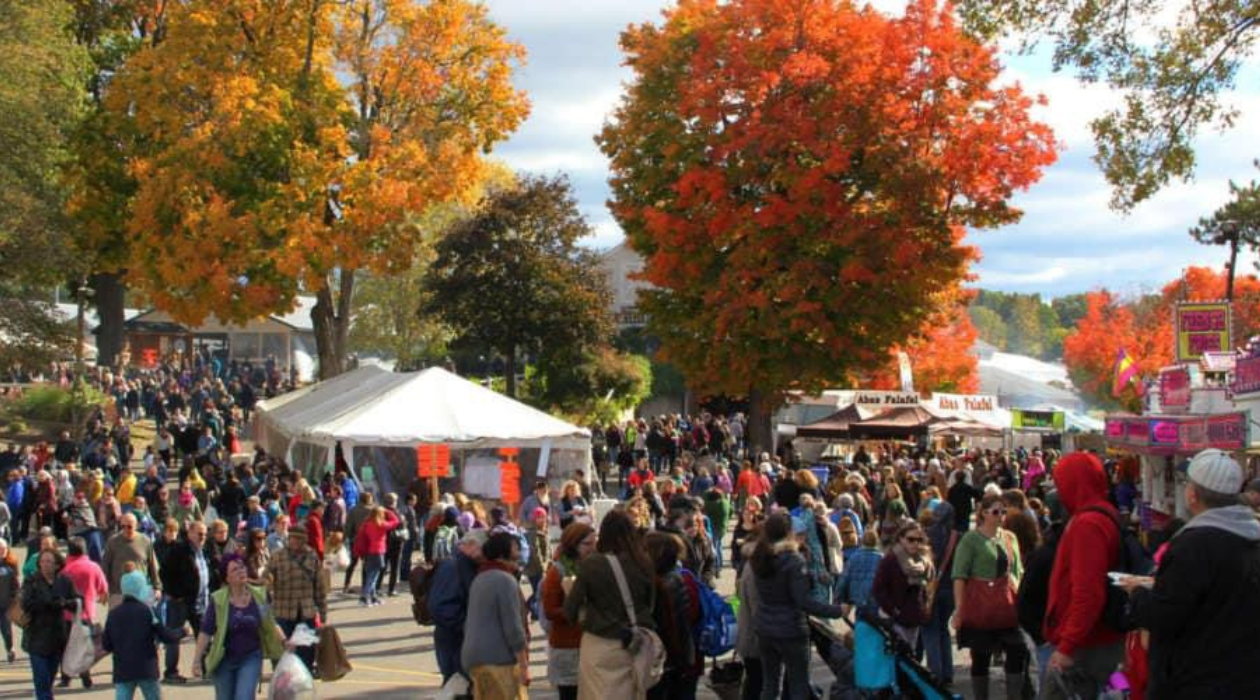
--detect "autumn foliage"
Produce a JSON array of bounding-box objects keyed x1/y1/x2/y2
[
  {"x1": 599, "y1": 0, "x2": 1055, "y2": 436},
  {"x1": 97, "y1": 0, "x2": 528, "y2": 374},
  {"x1": 1063, "y1": 266, "x2": 1260, "y2": 410},
  {"x1": 867, "y1": 286, "x2": 981, "y2": 394}
]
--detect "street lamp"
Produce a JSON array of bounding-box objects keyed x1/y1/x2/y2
[{"x1": 1217, "y1": 219, "x2": 1242, "y2": 300}]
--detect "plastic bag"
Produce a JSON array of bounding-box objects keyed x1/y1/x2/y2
[
  {"x1": 61, "y1": 602, "x2": 96, "y2": 677},
  {"x1": 331, "y1": 545, "x2": 350, "y2": 572},
  {"x1": 267, "y1": 651, "x2": 316, "y2": 700},
  {"x1": 435, "y1": 673, "x2": 470, "y2": 700},
  {"x1": 288, "y1": 623, "x2": 319, "y2": 648}
]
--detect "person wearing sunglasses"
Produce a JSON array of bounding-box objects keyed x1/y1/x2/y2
[
  {"x1": 871, "y1": 522, "x2": 936, "y2": 647},
  {"x1": 951, "y1": 492, "x2": 1026, "y2": 700}
]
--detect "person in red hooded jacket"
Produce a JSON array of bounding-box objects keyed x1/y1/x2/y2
[{"x1": 1043, "y1": 452, "x2": 1124, "y2": 699}]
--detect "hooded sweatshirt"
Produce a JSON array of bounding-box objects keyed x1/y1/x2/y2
[
  {"x1": 1044, "y1": 452, "x2": 1122, "y2": 656},
  {"x1": 1129, "y1": 504, "x2": 1260, "y2": 699}
]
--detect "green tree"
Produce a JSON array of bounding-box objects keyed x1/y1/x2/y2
[
  {"x1": 968, "y1": 305, "x2": 1008, "y2": 349},
  {"x1": 1052, "y1": 293, "x2": 1088, "y2": 328},
  {"x1": 529, "y1": 348, "x2": 652, "y2": 423},
  {"x1": 422, "y1": 174, "x2": 614, "y2": 398},
  {"x1": 957, "y1": 0, "x2": 1260, "y2": 210},
  {"x1": 1005, "y1": 295, "x2": 1045, "y2": 357},
  {"x1": 0, "y1": 0, "x2": 90, "y2": 368}
]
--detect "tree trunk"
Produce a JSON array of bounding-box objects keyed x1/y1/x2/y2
[
  {"x1": 91, "y1": 271, "x2": 126, "y2": 369},
  {"x1": 747, "y1": 386, "x2": 774, "y2": 460},
  {"x1": 503, "y1": 344, "x2": 517, "y2": 397},
  {"x1": 313, "y1": 270, "x2": 356, "y2": 380}
]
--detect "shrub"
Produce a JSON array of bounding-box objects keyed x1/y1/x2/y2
[{"x1": 13, "y1": 384, "x2": 107, "y2": 424}]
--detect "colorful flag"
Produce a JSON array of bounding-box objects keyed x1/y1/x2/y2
[{"x1": 1114, "y1": 348, "x2": 1141, "y2": 397}]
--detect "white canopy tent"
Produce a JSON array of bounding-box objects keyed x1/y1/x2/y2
[{"x1": 254, "y1": 366, "x2": 591, "y2": 497}]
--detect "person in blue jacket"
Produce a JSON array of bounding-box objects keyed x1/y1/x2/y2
[
  {"x1": 426, "y1": 529, "x2": 486, "y2": 682},
  {"x1": 103, "y1": 570, "x2": 180, "y2": 700}
]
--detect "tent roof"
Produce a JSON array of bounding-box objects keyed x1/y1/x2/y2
[
  {"x1": 849, "y1": 405, "x2": 939, "y2": 438},
  {"x1": 259, "y1": 366, "x2": 590, "y2": 449},
  {"x1": 796, "y1": 404, "x2": 874, "y2": 439},
  {"x1": 930, "y1": 418, "x2": 1003, "y2": 438}
]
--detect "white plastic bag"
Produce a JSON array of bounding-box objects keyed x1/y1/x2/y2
[
  {"x1": 435, "y1": 673, "x2": 470, "y2": 700},
  {"x1": 61, "y1": 601, "x2": 96, "y2": 677},
  {"x1": 267, "y1": 650, "x2": 316, "y2": 700},
  {"x1": 288, "y1": 623, "x2": 319, "y2": 647},
  {"x1": 331, "y1": 545, "x2": 350, "y2": 572}
]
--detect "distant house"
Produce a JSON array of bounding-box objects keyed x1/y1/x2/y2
[
  {"x1": 599, "y1": 242, "x2": 651, "y2": 327},
  {"x1": 107, "y1": 297, "x2": 318, "y2": 379}
]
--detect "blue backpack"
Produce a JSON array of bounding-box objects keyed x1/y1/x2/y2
[{"x1": 684, "y1": 569, "x2": 737, "y2": 657}]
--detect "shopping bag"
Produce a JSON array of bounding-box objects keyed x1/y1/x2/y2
[
  {"x1": 267, "y1": 650, "x2": 316, "y2": 700},
  {"x1": 6, "y1": 600, "x2": 28, "y2": 629},
  {"x1": 316, "y1": 625, "x2": 352, "y2": 682},
  {"x1": 332, "y1": 545, "x2": 350, "y2": 572},
  {"x1": 61, "y1": 601, "x2": 96, "y2": 677}
]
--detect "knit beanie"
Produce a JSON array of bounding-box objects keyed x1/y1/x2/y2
[{"x1": 1188, "y1": 448, "x2": 1244, "y2": 494}]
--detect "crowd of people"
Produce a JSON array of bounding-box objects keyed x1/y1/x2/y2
[{"x1": 4, "y1": 392, "x2": 1260, "y2": 700}]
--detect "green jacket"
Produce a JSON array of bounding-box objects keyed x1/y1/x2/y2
[{"x1": 204, "y1": 585, "x2": 284, "y2": 674}]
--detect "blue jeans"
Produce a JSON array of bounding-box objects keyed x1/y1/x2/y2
[
  {"x1": 759, "y1": 635, "x2": 811, "y2": 700},
  {"x1": 922, "y1": 586, "x2": 955, "y2": 682},
  {"x1": 84, "y1": 528, "x2": 105, "y2": 563},
  {"x1": 361, "y1": 554, "x2": 384, "y2": 603},
  {"x1": 400, "y1": 538, "x2": 415, "y2": 584},
  {"x1": 115, "y1": 678, "x2": 161, "y2": 700},
  {"x1": 31, "y1": 652, "x2": 59, "y2": 700},
  {"x1": 434, "y1": 625, "x2": 464, "y2": 682},
  {"x1": 213, "y1": 650, "x2": 263, "y2": 700}
]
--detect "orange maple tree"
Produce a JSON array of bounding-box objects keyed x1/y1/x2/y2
[
  {"x1": 103, "y1": 0, "x2": 529, "y2": 376},
  {"x1": 867, "y1": 286, "x2": 980, "y2": 393},
  {"x1": 599, "y1": 0, "x2": 1056, "y2": 445},
  {"x1": 1063, "y1": 266, "x2": 1260, "y2": 410}
]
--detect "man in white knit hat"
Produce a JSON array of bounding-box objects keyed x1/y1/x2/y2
[{"x1": 1120, "y1": 448, "x2": 1260, "y2": 698}]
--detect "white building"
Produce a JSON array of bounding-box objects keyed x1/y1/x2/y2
[{"x1": 599, "y1": 241, "x2": 651, "y2": 327}]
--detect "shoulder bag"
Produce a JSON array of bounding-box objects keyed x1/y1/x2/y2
[
  {"x1": 606, "y1": 554, "x2": 665, "y2": 691},
  {"x1": 959, "y1": 530, "x2": 1018, "y2": 631}
]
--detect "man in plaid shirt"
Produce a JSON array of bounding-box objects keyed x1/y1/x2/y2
[{"x1": 267, "y1": 525, "x2": 326, "y2": 673}]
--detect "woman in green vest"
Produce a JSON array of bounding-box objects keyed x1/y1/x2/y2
[{"x1": 192, "y1": 553, "x2": 284, "y2": 699}]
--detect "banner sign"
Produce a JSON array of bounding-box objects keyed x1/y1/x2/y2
[
  {"x1": 415, "y1": 444, "x2": 451, "y2": 479},
  {"x1": 1175, "y1": 301, "x2": 1231, "y2": 363},
  {"x1": 830, "y1": 391, "x2": 920, "y2": 408},
  {"x1": 1011, "y1": 409, "x2": 1065, "y2": 431},
  {"x1": 1233, "y1": 355, "x2": 1260, "y2": 397},
  {"x1": 1159, "y1": 367, "x2": 1191, "y2": 409},
  {"x1": 1104, "y1": 412, "x2": 1249, "y2": 452}
]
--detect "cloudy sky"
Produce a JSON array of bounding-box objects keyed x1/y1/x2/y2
[{"x1": 482, "y1": 1, "x2": 1260, "y2": 299}]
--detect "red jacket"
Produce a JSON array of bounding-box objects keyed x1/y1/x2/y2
[
  {"x1": 353, "y1": 511, "x2": 400, "y2": 558},
  {"x1": 1044, "y1": 453, "x2": 1123, "y2": 656},
  {"x1": 305, "y1": 513, "x2": 325, "y2": 561}
]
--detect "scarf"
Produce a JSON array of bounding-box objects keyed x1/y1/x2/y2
[
  {"x1": 178, "y1": 490, "x2": 194, "y2": 507},
  {"x1": 893, "y1": 542, "x2": 934, "y2": 588}
]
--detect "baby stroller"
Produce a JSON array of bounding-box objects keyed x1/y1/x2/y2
[{"x1": 810, "y1": 609, "x2": 960, "y2": 700}]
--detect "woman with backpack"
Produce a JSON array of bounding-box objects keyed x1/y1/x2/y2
[
  {"x1": 563, "y1": 509, "x2": 656, "y2": 700},
  {"x1": 751, "y1": 512, "x2": 845, "y2": 699},
  {"x1": 644, "y1": 531, "x2": 702, "y2": 700},
  {"x1": 951, "y1": 492, "x2": 1026, "y2": 700},
  {"x1": 543, "y1": 522, "x2": 597, "y2": 700}
]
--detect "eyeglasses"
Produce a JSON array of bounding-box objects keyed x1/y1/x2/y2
[{"x1": 904, "y1": 536, "x2": 926, "y2": 543}]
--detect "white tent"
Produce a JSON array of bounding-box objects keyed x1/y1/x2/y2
[{"x1": 254, "y1": 367, "x2": 591, "y2": 495}]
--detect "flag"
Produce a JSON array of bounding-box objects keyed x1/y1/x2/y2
[{"x1": 1114, "y1": 348, "x2": 1142, "y2": 397}]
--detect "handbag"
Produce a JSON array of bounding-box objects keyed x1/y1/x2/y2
[
  {"x1": 959, "y1": 531, "x2": 1018, "y2": 630},
  {"x1": 315, "y1": 625, "x2": 352, "y2": 682},
  {"x1": 606, "y1": 554, "x2": 665, "y2": 691},
  {"x1": 7, "y1": 599, "x2": 28, "y2": 630}
]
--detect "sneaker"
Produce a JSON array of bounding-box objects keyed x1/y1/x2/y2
[
  {"x1": 164, "y1": 674, "x2": 188, "y2": 685},
  {"x1": 82, "y1": 674, "x2": 93, "y2": 689},
  {"x1": 370, "y1": 599, "x2": 383, "y2": 607},
  {"x1": 358, "y1": 598, "x2": 368, "y2": 607}
]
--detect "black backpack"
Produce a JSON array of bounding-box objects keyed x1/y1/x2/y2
[{"x1": 1085, "y1": 505, "x2": 1153, "y2": 632}]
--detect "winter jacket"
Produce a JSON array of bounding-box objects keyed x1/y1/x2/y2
[
  {"x1": 838, "y1": 545, "x2": 882, "y2": 608},
  {"x1": 872, "y1": 550, "x2": 931, "y2": 628},
  {"x1": 20, "y1": 573, "x2": 77, "y2": 656},
  {"x1": 1044, "y1": 453, "x2": 1122, "y2": 657},
  {"x1": 752, "y1": 541, "x2": 843, "y2": 639},
  {"x1": 541, "y1": 558, "x2": 582, "y2": 649},
  {"x1": 1129, "y1": 505, "x2": 1260, "y2": 700},
  {"x1": 427, "y1": 551, "x2": 478, "y2": 635},
  {"x1": 103, "y1": 596, "x2": 180, "y2": 682},
  {"x1": 655, "y1": 569, "x2": 701, "y2": 678}
]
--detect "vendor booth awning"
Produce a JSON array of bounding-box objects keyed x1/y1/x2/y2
[
  {"x1": 930, "y1": 417, "x2": 1003, "y2": 438},
  {"x1": 795, "y1": 404, "x2": 874, "y2": 440},
  {"x1": 848, "y1": 405, "x2": 939, "y2": 440}
]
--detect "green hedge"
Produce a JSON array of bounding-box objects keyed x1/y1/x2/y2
[{"x1": 12, "y1": 384, "x2": 107, "y2": 424}]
